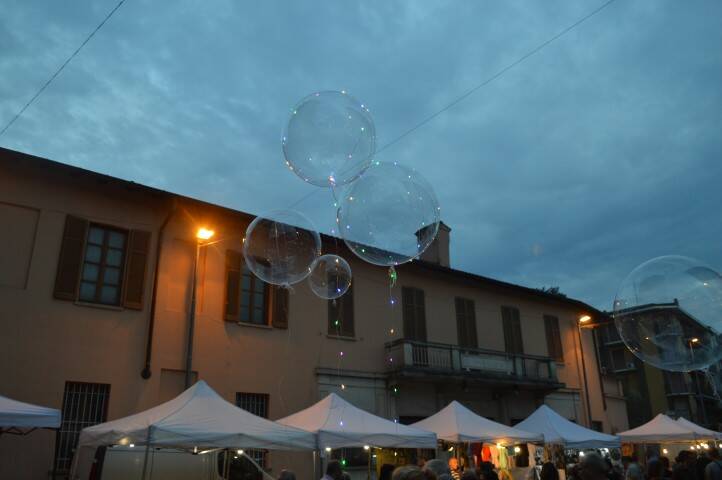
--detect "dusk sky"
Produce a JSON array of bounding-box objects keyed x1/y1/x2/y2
[{"x1": 1, "y1": 0, "x2": 720, "y2": 310}]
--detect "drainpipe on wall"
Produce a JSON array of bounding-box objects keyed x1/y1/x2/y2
[
  {"x1": 141, "y1": 198, "x2": 177, "y2": 379},
  {"x1": 577, "y1": 325, "x2": 594, "y2": 428}
]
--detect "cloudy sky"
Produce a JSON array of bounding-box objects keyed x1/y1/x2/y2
[{"x1": 1, "y1": 0, "x2": 720, "y2": 309}]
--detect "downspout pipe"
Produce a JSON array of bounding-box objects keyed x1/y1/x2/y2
[{"x1": 141, "y1": 198, "x2": 177, "y2": 379}]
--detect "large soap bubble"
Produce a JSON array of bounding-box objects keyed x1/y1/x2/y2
[
  {"x1": 308, "y1": 254, "x2": 352, "y2": 300},
  {"x1": 614, "y1": 255, "x2": 722, "y2": 372},
  {"x1": 243, "y1": 210, "x2": 321, "y2": 286},
  {"x1": 283, "y1": 91, "x2": 375, "y2": 187},
  {"x1": 337, "y1": 162, "x2": 441, "y2": 267}
]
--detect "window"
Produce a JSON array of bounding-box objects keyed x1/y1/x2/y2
[
  {"x1": 455, "y1": 297, "x2": 478, "y2": 349},
  {"x1": 224, "y1": 250, "x2": 289, "y2": 329},
  {"x1": 54, "y1": 215, "x2": 150, "y2": 309},
  {"x1": 54, "y1": 382, "x2": 110, "y2": 474},
  {"x1": 236, "y1": 393, "x2": 269, "y2": 468},
  {"x1": 328, "y1": 285, "x2": 354, "y2": 337},
  {"x1": 78, "y1": 225, "x2": 127, "y2": 305},
  {"x1": 240, "y1": 264, "x2": 268, "y2": 325},
  {"x1": 402, "y1": 287, "x2": 427, "y2": 342},
  {"x1": 501, "y1": 306, "x2": 524, "y2": 354},
  {"x1": 544, "y1": 315, "x2": 563, "y2": 361}
]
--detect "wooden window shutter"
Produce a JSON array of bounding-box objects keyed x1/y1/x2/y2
[
  {"x1": 340, "y1": 286, "x2": 354, "y2": 337},
  {"x1": 544, "y1": 315, "x2": 563, "y2": 361},
  {"x1": 456, "y1": 298, "x2": 478, "y2": 349},
  {"x1": 122, "y1": 230, "x2": 151, "y2": 310},
  {"x1": 415, "y1": 288, "x2": 427, "y2": 342},
  {"x1": 271, "y1": 287, "x2": 289, "y2": 329},
  {"x1": 54, "y1": 215, "x2": 88, "y2": 300},
  {"x1": 502, "y1": 306, "x2": 523, "y2": 354},
  {"x1": 224, "y1": 250, "x2": 242, "y2": 321}
]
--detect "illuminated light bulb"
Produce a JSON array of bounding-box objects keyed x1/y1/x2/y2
[
  {"x1": 339, "y1": 351, "x2": 344, "y2": 357},
  {"x1": 579, "y1": 451, "x2": 585, "y2": 457},
  {"x1": 390, "y1": 328, "x2": 395, "y2": 334},
  {"x1": 514, "y1": 447, "x2": 521, "y2": 453},
  {"x1": 325, "y1": 447, "x2": 332, "y2": 453},
  {"x1": 339, "y1": 421, "x2": 344, "y2": 427},
  {"x1": 341, "y1": 459, "x2": 347, "y2": 466},
  {"x1": 663, "y1": 449, "x2": 669, "y2": 455},
  {"x1": 390, "y1": 299, "x2": 395, "y2": 305},
  {"x1": 394, "y1": 451, "x2": 398, "y2": 457},
  {"x1": 341, "y1": 384, "x2": 346, "y2": 390},
  {"x1": 194, "y1": 446, "x2": 198, "y2": 454},
  {"x1": 364, "y1": 445, "x2": 370, "y2": 451},
  {"x1": 234, "y1": 455, "x2": 239, "y2": 459},
  {"x1": 448, "y1": 446, "x2": 454, "y2": 452},
  {"x1": 129, "y1": 444, "x2": 135, "y2": 448},
  {"x1": 393, "y1": 387, "x2": 398, "y2": 394},
  {"x1": 334, "y1": 320, "x2": 339, "y2": 326}
]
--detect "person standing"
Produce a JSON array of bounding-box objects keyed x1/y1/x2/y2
[
  {"x1": 704, "y1": 449, "x2": 722, "y2": 480},
  {"x1": 322, "y1": 460, "x2": 343, "y2": 480},
  {"x1": 449, "y1": 458, "x2": 462, "y2": 480}
]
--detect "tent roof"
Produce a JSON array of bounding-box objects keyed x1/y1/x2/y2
[
  {"x1": 277, "y1": 393, "x2": 437, "y2": 449},
  {"x1": 77, "y1": 381, "x2": 315, "y2": 450},
  {"x1": 676, "y1": 417, "x2": 721, "y2": 439},
  {"x1": 618, "y1": 414, "x2": 698, "y2": 443},
  {"x1": 514, "y1": 405, "x2": 619, "y2": 448},
  {"x1": 0, "y1": 394, "x2": 61, "y2": 429},
  {"x1": 410, "y1": 401, "x2": 543, "y2": 444}
]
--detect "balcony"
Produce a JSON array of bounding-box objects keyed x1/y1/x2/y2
[{"x1": 385, "y1": 339, "x2": 564, "y2": 390}]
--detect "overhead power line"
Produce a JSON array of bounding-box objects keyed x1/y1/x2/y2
[{"x1": 0, "y1": 0, "x2": 127, "y2": 138}]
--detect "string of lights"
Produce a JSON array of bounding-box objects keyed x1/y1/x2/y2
[{"x1": 286, "y1": 0, "x2": 618, "y2": 211}]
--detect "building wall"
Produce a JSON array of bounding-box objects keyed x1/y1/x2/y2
[{"x1": 0, "y1": 153, "x2": 627, "y2": 479}]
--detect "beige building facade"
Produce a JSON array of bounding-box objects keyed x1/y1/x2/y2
[{"x1": 0, "y1": 147, "x2": 628, "y2": 479}]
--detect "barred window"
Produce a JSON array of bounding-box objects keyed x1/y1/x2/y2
[
  {"x1": 236, "y1": 392, "x2": 270, "y2": 467},
  {"x1": 54, "y1": 382, "x2": 110, "y2": 474}
]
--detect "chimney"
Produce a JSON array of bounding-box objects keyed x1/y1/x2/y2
[{"x1": 416, "y1": 222, "x2": 451, "y2": 267}]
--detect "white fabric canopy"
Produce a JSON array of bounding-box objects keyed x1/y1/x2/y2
[
  {"x1": 70, "y1": 381, "x2": 315, "y2": 479},
  {"x1": 277, "y1": 393, "x2": 437, "y2": 449},
  {"x1": 76, "y1": 380, "x2": 315, "y2": 450},
  {"x1": 0, "y1": 394, "x2": 61, "y2": 429},
  {"x1": 410, "y1": 401, "x2": 543, "y2": 444},
  {"x1": 617, "y1": 414, "x2": 697, "y2": 443},
  {"x1": 676, "y1": 417, "x2": 722, "y2": 440},
  {"x1": 514, "y1": 405, "x2": 620, "y2": 448}
]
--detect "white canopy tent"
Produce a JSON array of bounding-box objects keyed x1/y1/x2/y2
[
  {"x1": 410, "y1": 401, "x2": 543, "y2": 444},
  {"x1": 277, "y1": 393, "x2": 437, "y2": 449},
  {"x1": 70, "y1": 381, "x2": 316, "y2": 478},
  {"x1": 617, "y1": 414, "x2": 698, "y2": 443},
  {"x1": 676, "y1": 417, "x2": 722, "y2": 440},
  {"x1": 514, "y1": 405, "x2": 620, "y2": 448},
  {"x1": 0, "y1": 394, "x2": 61, "y2": 433}
]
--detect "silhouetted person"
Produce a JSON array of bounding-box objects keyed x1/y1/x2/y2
[
  {"x1": 479, "y1": 462, "x2": 499, "y2": 480},
  {"x1": 648, "y1": 459, "x2": 663, "y2": 480},
  {"x1": 673, "y1": 451, "x2": 697, "y2": 480},
  {"x1": 323, "y1": 460, "x2": 343, "y2": 480},
  {"x1": 541, "y1": 462, "x2": 560, "y2": 480},
  {"x1": 381, "y1": 464, "x2": 397, "y2": 480},
  {"x1": 660, "y1": 457, "x2": 672, "y2": 479},
  {"x1": 705, "y1": 449, "x2": 722, "y2": 480}
]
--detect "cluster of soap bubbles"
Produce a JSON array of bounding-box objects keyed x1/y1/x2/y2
[
  {"x1": 244, "y1": 90, "x2": 441, "y2": 301},
  {"x1": 614, "y1": 255, "x2": 722, "y2": 372}
]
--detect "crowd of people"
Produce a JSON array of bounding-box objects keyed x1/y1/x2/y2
[{"x1": 273, "y1": 447, "x2": 722, "y2": 480}]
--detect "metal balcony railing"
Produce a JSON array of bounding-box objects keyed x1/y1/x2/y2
[{"x1": 385, "y1": 339, "x2": 558, "y2": 383}]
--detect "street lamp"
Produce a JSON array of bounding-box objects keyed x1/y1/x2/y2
[
  {"x1": 577, "y1": 314, "x2": 595, "y2": 428},
  {"x1": 184, "y1": 227, "x2": 215, "y2": 388}
]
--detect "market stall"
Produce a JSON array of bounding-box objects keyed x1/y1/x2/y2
[
  {"x1": 617, "y1": 414, "x2": 698, "y2": 443},
  {"x1": 277, "y1": 393, "x2": 437, "y2": 449},
  {"x1": 0, "y1": 393, "x2": 61, "y2": 434},
  {"x1": 515, "y1": 405, "x2": 620, "y2": 448},
  {"x1": 676, "y1": 417, "x2": 722, "y2": 440},
  {"x1": 69, "y1": 380, "x2": 316, "y2": 479}
]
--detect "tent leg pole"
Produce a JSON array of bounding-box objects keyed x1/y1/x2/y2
[
  {"x1": 140, "y1": 428, "x2": 152, "y2": 480},
  {"x1": 313, "y1": 450, "x2": 317, "y2": 480}
]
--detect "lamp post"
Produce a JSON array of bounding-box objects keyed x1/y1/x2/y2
[
  {"x1": 184, "y1": 227, "x2": 215, "y2": 389},
  {"x1": 577, "y1": 315, "x2": 594, "y2": 428}
]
